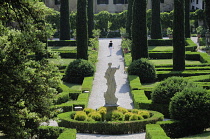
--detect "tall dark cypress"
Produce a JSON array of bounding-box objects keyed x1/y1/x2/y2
[
  {"x1": 185, "y1": 0, "x2": 190, "y2": 38},
  {"x1": 173, "y1": 0, "x2": 185, "y2": 71},
  {"x1": 126, "y1": 0, "x2": 133, "y2": 39},
  {"x1": 151, "y1": 0, "x2": 162, "y2": 39},
  {"x1": 76, "y1": 0, "x2": 88, "y2": 60},
  {"x1": 204, "y1": 0, "x2": 210, "y2": 29},
  {"x1": 87, "y1": 0, "x2": 94, "y2": 38},
  {"x1": 131, "y1": 0, "x2": 148, "y2": 61},
  {"x1": 60, "y1": 0, "x2": 70, "y2": 40}
]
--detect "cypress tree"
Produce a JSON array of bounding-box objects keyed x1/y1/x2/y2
[
  {"x1": 151, "y1": 0, "x2": 162, "y2": 39},
  {"x1": 60, "y1": 0, "x2": 70, "y2": 40},
  {"x1": 185, "y1": 0, "x2": 190, "y2": 38},
  {"x1": 87, "y1": 0, "x2": 94, "y2": 38},
  {"x1": 76, "y1": 0, "x2": 88, "y2": 60},
  {"x1": 204, "y1": 0, "x2": 210, "y2": 29},
  {"x1": 173, "y1": 0, "x2": 185, "y2": 71},
  {"x1": 126, "y1": 0, "x2": 133, "y2": 39},
  {"x1": 131, "y1": 0, "x2": 148, "y2": 61}
]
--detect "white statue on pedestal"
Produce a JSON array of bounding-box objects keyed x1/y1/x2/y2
[{"x1": 104, "y1": 63, "x2": 120, "y2": 106}]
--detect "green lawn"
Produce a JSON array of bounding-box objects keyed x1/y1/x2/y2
[
  {"x1": 150, "y1": 59, "x2": 202, "y2": 66},
  {"x1": 149, "y1": 46, "x2": 173, "y2": 51},
  {"x1": 48, "y1": 58, "x2": 75, "y2": 66},
  {"x1": 48, "y1": 46, "x2": 77, "y2": 50}
]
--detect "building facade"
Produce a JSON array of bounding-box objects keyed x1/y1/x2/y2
[
  {"x1": 190, "y1": 0, "x2": 204, "y2": 11},
  {"x1": 44, "y1": 0, "x2": 174, "y2": 13}
]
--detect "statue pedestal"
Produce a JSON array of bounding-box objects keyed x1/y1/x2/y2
[{"x1": 104, "y1": 104, "x2": 119, "y2": 113}]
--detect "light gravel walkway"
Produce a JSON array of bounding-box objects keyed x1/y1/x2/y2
[
  {"x1": 77, "y1": 38, "x2": 146, "y2": 139},
  {"x1": 88, "y1": 38, "x2": 134, "y2": 110}
]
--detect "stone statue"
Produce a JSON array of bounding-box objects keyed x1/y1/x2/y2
[{"x1": 104, "y1": 63, "x2": 120, "y2": 106}]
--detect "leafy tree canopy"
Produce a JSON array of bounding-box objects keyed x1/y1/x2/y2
[{"x1": 0, "y1": 1, "x2": 61, "y2": 138}]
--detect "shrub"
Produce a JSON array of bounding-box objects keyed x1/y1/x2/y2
[
  {"x1": 83, "y1": 108, "x2": 95, "y2": 115},
  {"x1": 117, "y1": 107, "x2": 128, "y2": 114},
  {"x1": 124, "y1": 112, "x2": 133, "y2": 121},
  {"x1": 138, "y1": 110, "x2": 150, "y2": 119},
  {"x1": 127, "y1": 58, "x2": 156, "y2": 83},
  {"x1": 151, "y1": 76, "x2": 197, "y2": 104},
  {"x1": 129, "y1": 114, "x2": 139, "y2": 121},
  {"x1": 70, "y1": 111, "x2": 76, "y2": 119},
  {"x1": 74, "y1": 111, "x2": 87, "y2": 121},
  {"x1": 111, "y1": 110, "x2": 124, "y2": 121},
  {"x1": 88, "y1": 112, "x2": 102, "y2": 121},
  {"x1": 131, "y1": 109, "x2": 139, "y2": 114},
  {"x1": 64, "y1": 59, "x2": 94, "y2": 84},
  {"x1": 169, "y1": 86, "x2": 210, "y2": 134}
]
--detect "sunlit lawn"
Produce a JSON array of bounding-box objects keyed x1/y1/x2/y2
[
  {"x1": 48, "y1": 46, "x2": 76, "y2": 50},
  {"x1": 149, "y1": 46, "x2": 173, "y2": 51},
  {"x1": 150, "y1": 59, "x2": 202, "y2": 66},
  {"x1": 48, "y1": 58, "x2": 75, "y2": 66}
]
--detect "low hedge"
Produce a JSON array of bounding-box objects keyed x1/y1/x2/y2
[
  {"x1": 54, "y1": 90, "x2": 81, "y2": 105},
  {"x1": 128, "y1": 75, "x2": 142, "y2": 90},
  {"x1": 131, "y1": 90, "x2": 152, "y2": 110},
  {"x1": 48, "y1": 40, "x2": 76, "y2": 46},
  {"x1": 82, "y1": 77, "x2": 94, "y2": 92},
  {"x1": 157, "y1": 70, "x2": 210, "y2": 81},
  {"x1": 200, "y1": 52, "x2": 210, "y2": 63},
  {"x1": 148, "y1": 39, "x2": 172, "y2": 46},
  {"x1": 57, "y1": 110, "x2": 164, "y2": 134},
  {"x1": 185, "y1": 38, "x2": 197, "y2": 51},
  {"x1": 38, "y1": 126, "x2": 76, "y2": 139},
  {"x1": 145, "y1": 124, "x2": 170, "y2": 139},
  {"x1": 157, "y1": 120, "x2": 206, "y2": 138}
]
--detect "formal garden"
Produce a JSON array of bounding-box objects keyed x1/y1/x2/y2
[{"x1": 1, "y1": 0, "x2": 210, "y2": 139}]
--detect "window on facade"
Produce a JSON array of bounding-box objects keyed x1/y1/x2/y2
[
  {"x1": 196, "y1": 0, "x2": 199, "y2": 4},
  {"x1": 55, "y1": 0, "x2": 60, "y2": 5},
  {"x1": 97, "y1": 0, "x2": 109, "y2": 4},
  {"x1": 160, "y1": 0, "x2": 164, "y2": 3},
  {"x1": 113, "y1": 0, "x2": 128, "y2": 4}
]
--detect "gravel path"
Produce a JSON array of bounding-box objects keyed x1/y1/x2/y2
[
  {"x1": 88, "y1": 38, "x2": 134, "y2": 110},
  {"x1": 77, "y1": 38, "x2": 146, "y2": 139}
]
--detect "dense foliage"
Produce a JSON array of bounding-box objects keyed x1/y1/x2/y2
[
  {"x1": 64, "y1": 59, "x2": 94, "y2": 84},
  {"x1": 151, "y1": 77, "x2": 197, "y2": 104},
  {"x1": 169, "y1": 86, "x2": 210, "y2": 134},
  {"x1": 150, "y1": 0, "x2": 162, "y2": 39},
  {"x1": 87, "y1": 0, "x2": 94, "y2": 38},
  {"x1": 173, "y1": 0, "x2": 185, "y2": 70},
  {"x1": 126, "y1": 0, "x2": 133, "y2": 39},
  {"x1": 131, "y1": 0, "x2": 148, "y2": 61},
  {"x1": 185, "y1": 0, "x2": 190, "y2": 38},
  {"x1": 60, "y1": 0, "x2": 70, "y2": 40},
  {"x1": 76, "y1": 0, "x2": 88, "y2": 60},
  {"x1": 204, "y1": 0, "x2": 210, "y2": 29},
  {"x1": 0, "y1": 1, "x2": 61, "y2": 138},
  {"x1": 127, "y1": 58, "x2": 156, "y2": 83}
]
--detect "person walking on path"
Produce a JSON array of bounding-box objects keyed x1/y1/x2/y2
[{"x1": 108, "y1": 40, "x2": 113, "y2": 56}]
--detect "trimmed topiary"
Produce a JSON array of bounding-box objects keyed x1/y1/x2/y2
[
  {"x1": 169, "y1": 86, "x2": 210, "y2": 134},
  {"x1": 88, "y1": 112, "x2": 102, "y2": 121},
  {"x1": 127, "y1": 58, "x2": 156, "y2": 83},
  {"x1": 64, "y1": 59, "x2": 94, "y2": 84},
  {"x1": 83, "y1": 108, "x2": 95, "y2": 115},
  {"x1": 117, "y1": 107, "x2": 128, "y2": 114},
  {"x1": 151, "y1": 76, "x2": 197, "y2": 104},
  {"x1": 138, "y1": 110, "x2": 150, "y2": 119},
  {"x1": 111, "y1": 110, "x2": 124, "y2": 121},
  {"x1": 74, "y1": 111, "x2": 87, "y2": 121}
]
